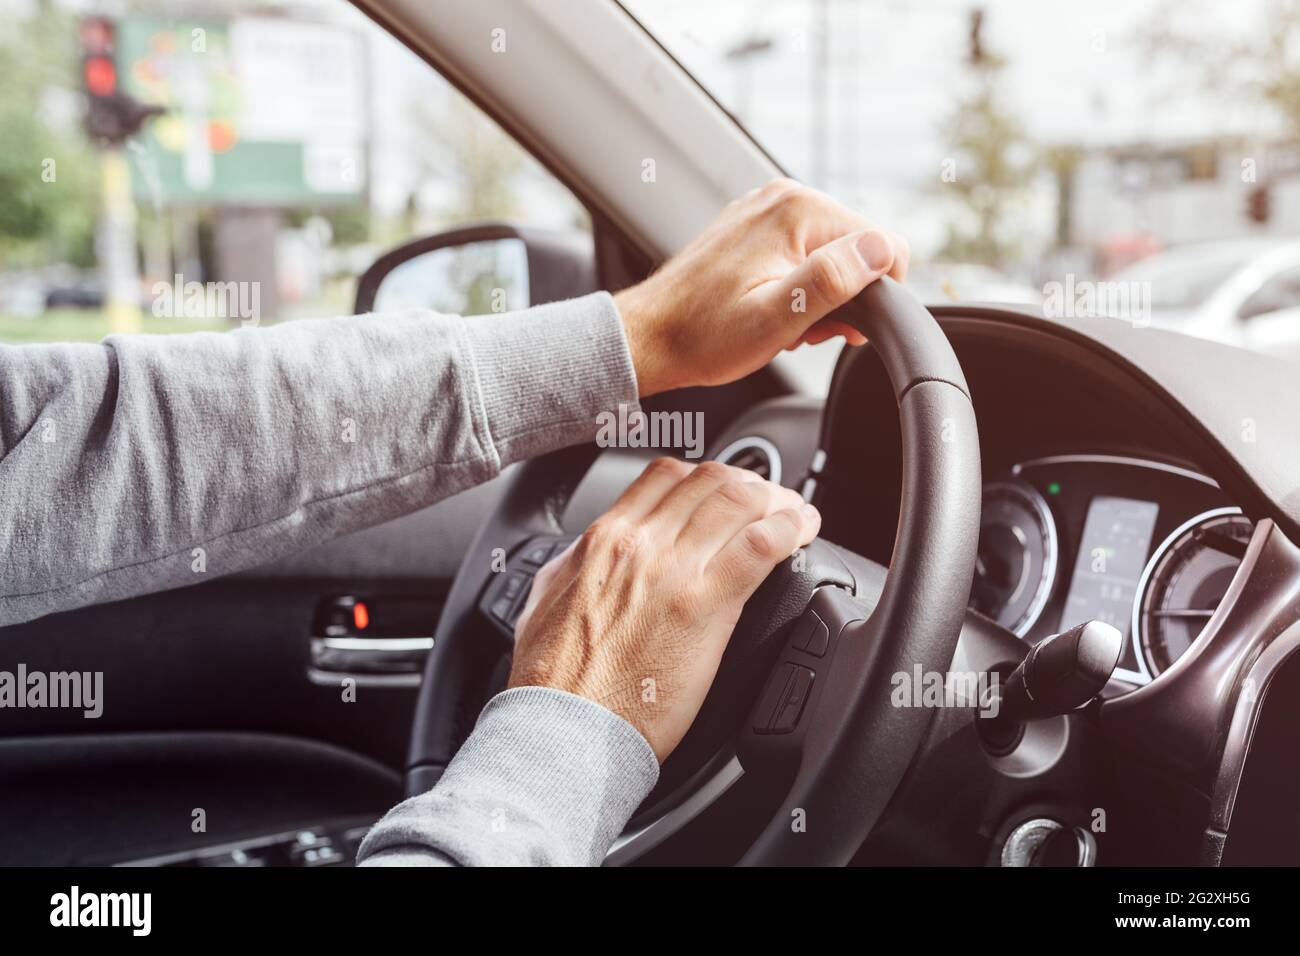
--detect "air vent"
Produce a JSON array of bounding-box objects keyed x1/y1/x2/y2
[{"x1": 714, "y1": 436, "x2": 783, "y2": 486}]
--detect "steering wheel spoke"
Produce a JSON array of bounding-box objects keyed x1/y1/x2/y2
[{"x1": 737, "y1": 586, "x2": 871, "y2": 775}]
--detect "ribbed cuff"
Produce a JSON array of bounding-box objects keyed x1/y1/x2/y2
[
  {"x1": 358, "y1": 687, "x2": 659, "y2": 867},
  {"x1": 459, "y1": 292, "x2": 641, "y2": 468}
]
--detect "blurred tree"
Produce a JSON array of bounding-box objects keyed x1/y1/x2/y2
[
  {"x1": 287, "y1": 206, "x2": 372, "y2": 246},
  {"x1": 1043, "y1": 145, "x2": 1083, "y2": 248},
  {"x1": 0, "y1": 2, "x2": 99, "y2": 268},
  {"x1": 412, "y1": 96, "x2": 524, "y2": 224},
  {"x1": 933, "y1": 9, "x2": 1037, "y2": 268},
  {"x1": 1142, "y1": 0, "x2": 1300, "y2": 135}
]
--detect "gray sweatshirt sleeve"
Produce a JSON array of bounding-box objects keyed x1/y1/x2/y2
[
  {"x1": 357, "y1": 686, "x2": 660, "y2": 866},
  {"x1": 0, "y1": 292, "x2": 638, "y2": 626}
]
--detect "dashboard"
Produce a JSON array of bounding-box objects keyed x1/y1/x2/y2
[
  {"x1": 697, "y1": 310, "x2": 1291, "y2": 710},
  {"x1": 691, "y1": 305, "x2": 1300, "y2": 864},
  {"x1": 969, "y1": 456, "x2": 1247, "y2": 687}
]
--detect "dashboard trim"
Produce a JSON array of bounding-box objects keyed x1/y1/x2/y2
[
  {"x1": 714, "y1": 435, "x2": 784, "y2": 487},
  {"x1": 1011, "y1": 454, "x2": 1220, "y2": 489},
  {"x1": 1101, "y1": 518, "x2": 1300, "y2": 794},
  {"x1": 1209, "y1": 616, "x2": 1300, "y2": 847},
  {"x1": 925, "y1": 308, "x2": 1300, "y2": 544}
]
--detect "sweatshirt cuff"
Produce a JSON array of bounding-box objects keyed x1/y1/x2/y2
[
  {"x1": 458, "y1": 292, "x2": 641, "y2": 468},
  {"x1": 357, "y1": 686, "x2": 660, "y2": 867}
]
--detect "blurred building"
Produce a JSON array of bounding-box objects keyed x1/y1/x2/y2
[{"x1": 1063, "y1": 137, "x2": 1300, "y2": 274}]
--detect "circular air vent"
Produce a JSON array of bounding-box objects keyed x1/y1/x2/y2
[{"x1": 714, "y1": 436, "x2": 783, "y2": 486}]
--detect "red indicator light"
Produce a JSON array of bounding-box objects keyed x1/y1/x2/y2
[
  {"x1": 85, "y1": 57, "x2": 116, "y2": 97},
  {"x1": 352, "y1": 601, "x2": 370, "y2": 631}
]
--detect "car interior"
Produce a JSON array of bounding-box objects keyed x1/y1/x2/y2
[{"x1": 3, "y1": 0, "x2": 1300, "y2": 869}]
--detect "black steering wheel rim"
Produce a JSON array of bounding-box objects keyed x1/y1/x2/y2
[{"x1": 403, "y1": 277, "x2": 982, "y2": 866}]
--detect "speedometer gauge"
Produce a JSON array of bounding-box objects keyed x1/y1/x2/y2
[
  {"x1": 970, "y1": 480, "x2": 1059, "y2": 637},
  {"x1": 1134, "y1": 509, "x2": 1253, "y2": 678}
]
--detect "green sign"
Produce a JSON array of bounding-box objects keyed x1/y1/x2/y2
[{"x1": 117, "y1": 15, "x2": 367, "y2": 206}]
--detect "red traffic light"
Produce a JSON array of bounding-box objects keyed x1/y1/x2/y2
[{"x1": 84, "y1": 56, "x2": 116, "y2": 98}]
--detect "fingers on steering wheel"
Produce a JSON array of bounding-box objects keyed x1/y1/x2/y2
[
  {"x1": 675, "y1": 471, "x2": 806, "y2": 553},
  {"x1": 604, "y1": 456, "x2": 695, "y2": 521},
  {"x1": 645, "y1": 460, "x2": 762, "y2": 533},
  {"x1": 711, "y1": 504, "x2": 822, "y2": 597}
]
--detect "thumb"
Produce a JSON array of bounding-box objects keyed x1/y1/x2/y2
[{"x1": 773, "y1": 229, "x2": 895, "y2": 335}]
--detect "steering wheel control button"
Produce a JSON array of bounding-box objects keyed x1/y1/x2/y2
[
  {"x1": 791, "y1": 611, "x2": 831, "y2": 657},
  {"x1": 506, "y1": 586, "x2": 532, "y2": 629},
  {"x1": 490, "y1": 595, "x2": 514, "y2": 623},
  {"x1": 502, "y1": 571, "x2": 529, "y2": 602},
  {"x1": 753, "y1": 662, "x2": 816, "y2": 734},
  {"x1": 522, "y1": 541, "x2": 554, "y2": 566},
  {"x1": 489, "y1": 570, "x2": 535, "y2": 627},
  {"x1": 772, "y1": 666, "x2": 816, "y2": 732}
]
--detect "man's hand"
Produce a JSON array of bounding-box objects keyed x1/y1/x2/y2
[
  {"x1": 615, "y1": 178, "x2": 910, "y2": 397},
  {"x1": 508, "y1": 458, "x2": 821, "y2": 762}
]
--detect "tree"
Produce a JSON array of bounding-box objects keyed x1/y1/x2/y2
[
  {"x1": 1141, "y1": 0, "x2": 1300, "y2": 136},
  {"x1": 933, "y1": 10, "x2": 1038, "y2": 268},
  {"x1": 411, "y1": 95, "x2": 525, "y2": 224},
  {"x1": 0, "y1": 3, "x2": 99, "y2": 268}
]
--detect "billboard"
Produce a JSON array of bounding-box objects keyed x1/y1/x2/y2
[{"x1": 117, "y1": 15, "x2": 368, "y2": 205}]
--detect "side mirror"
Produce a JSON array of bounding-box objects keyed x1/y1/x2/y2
[{"x1": 353, "y1": 222, "x2": 596, "y2": 315}]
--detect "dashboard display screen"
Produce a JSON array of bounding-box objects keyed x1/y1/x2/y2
[{"x1": 1061, "y1": 496, "x2": 1160, "y2": 639}]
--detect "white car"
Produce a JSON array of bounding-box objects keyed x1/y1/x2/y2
[{"x1": 1110, "y1": 239, "x2": 1300, "y2": 363}]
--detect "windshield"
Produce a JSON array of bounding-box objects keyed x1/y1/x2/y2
[{"x1": 625, "y1": 0, "x2": 1300, "y2": 375}]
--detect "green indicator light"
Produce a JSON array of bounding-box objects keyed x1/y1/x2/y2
[{"x1": 1047, "y1": 481, "x2": 1061, "y2": 496}]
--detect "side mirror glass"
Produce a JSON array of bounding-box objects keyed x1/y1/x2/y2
[
  {"x1": 370, "y1": 237, "x2": 529, "y2": 316},
  {"x1": 354, "y1": 223, "x2": 595, "y2": 315}
]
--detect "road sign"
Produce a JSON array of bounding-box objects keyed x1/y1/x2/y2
[{"x1": 116, "y1": 15, "x2": 368, "y2": 206}]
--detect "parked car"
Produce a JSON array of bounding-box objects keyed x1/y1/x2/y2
[{"x1": 1110, "y1": 239, "x2": 1300, "y2": 363}]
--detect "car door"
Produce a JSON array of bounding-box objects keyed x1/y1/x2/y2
[{"x1": 0, "y1": 0, "x2": 593, "y2": 865}]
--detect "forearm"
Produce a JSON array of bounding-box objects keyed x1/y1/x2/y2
[
  {"x1": 357, "y1": 687, "x2": 659, "y2": 867},
  {"x1": 0, "y1": 293, "x2": 637, "y2": 626}
]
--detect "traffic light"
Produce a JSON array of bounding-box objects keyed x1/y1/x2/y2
[{"x1": 79, "y1": 16, "x2": 164, "y2": 145}]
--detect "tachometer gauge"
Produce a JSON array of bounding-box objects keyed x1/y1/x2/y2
[
  {"x1": 970, "y1": 480, "x2": 1059, "y2": 637},
  {"x1": 1134, "y1": 509, "x2": 1253, "y2": 678}
]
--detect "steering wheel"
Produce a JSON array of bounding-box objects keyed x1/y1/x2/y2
[{"x1": 404, "y1": 277, "x2": 981, "y2": 865}]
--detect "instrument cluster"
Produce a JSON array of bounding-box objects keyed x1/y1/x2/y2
[{"x1": 970, "y1": 455, "x2": 1251, "y2": 685}]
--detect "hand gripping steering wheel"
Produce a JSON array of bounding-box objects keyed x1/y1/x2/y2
[{"x1": 403, "y1": 277, "x2": 981, "y2": 865}]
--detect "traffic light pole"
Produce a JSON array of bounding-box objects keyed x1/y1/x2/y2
[{"x1": 98, "y1": 147, "x2": 142, "y2": 334}]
